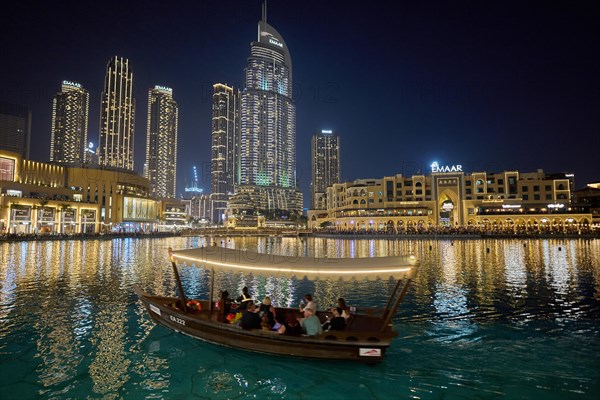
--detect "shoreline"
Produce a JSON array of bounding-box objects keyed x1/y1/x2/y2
[{"x1": 2, "y1": 231, "x2": 598, "y2": 242}]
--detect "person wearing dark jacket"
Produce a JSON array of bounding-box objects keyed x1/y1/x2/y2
[
  {"x1": 241, "y1": 303, "x2": 261, "y2": 330},
  {"x1": 237, "y1": 286, "x2": 253, "y2": 310}
]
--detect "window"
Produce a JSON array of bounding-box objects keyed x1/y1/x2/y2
[
  {"x1": 546, "y1": 194, "x2": 552, "y2": 200},
  {"x1": 545, "y1": 185, "x2": 551, "y2": 191},
  {"x1": 534, "y1": 194, "x2": 540, "y2": 200},
  {"x1": 498, "y1": 179, "x2": 504, "y2": 185},
  {"x1": 522, "y1": 186, "x2": 528, "y2": 192},
  {"x1": 396, "y1": 182, "x2": 402, "y2": 188},
  {"x1": 466, "y1": 188, "x2": 472, "y2": 194},
  {"x1": 523, "y1": 194, "x2": 529, "y2": 200},
  {"x1": 533, "y1": 186, "x2": 539, "y2": 192},
  {"x1": 465, "y1": 180, "x2": 472, "y2": 186}
]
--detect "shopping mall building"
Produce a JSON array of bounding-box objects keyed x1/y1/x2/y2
[
  {"x1": 308, "y1": 163, "x2": 594, "y2": 233},
  {"x1": 0, "y1": 150, "x2": 185, "y2": 234}
]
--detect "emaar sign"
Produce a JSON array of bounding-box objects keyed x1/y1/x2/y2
[{"x1": 431, "y1": 162, "x2": 463, "y2": 173}]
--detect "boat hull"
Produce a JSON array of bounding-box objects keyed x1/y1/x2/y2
[{"x1": 134, "y1": 285, "x2": 394, "y2": 363}]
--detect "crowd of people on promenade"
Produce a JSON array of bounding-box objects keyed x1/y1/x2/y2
[
  {"x1": 316, "y1": 225, "x2": 598, "y2": 236},
  {"x1": 0, "y1": 230, "x2": 181, "y2": 242}
]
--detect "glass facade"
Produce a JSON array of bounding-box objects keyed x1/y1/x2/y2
[
  {"x1": 50, "y1": 81, "x2": 89, "y2": 163},
  {"x1": 145, "y1": 86, "x2": 178, "y2": 198}
]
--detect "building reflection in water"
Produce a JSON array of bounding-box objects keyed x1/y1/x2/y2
[{"x1": 0, "y1": 236, "x2": 599, "y2": 397}]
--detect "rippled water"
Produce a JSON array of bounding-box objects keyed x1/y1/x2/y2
[{"x1": 0, "y1": 237, "x2": 598, "y2": 399}]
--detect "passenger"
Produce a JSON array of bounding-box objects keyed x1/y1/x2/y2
[
  {"x1": 237, "y1": 286, "x2": 253, "y2": 311},
  {"x1": 299, "y1": 294, "x2": 317, "y2": 313},
  {"x1": 258, "y1": 296, "x2": 276, "y2": 327},
  {"x1": 240, "y1": 303, "x2": 261, "y2": 330},
  {"x1": 260, "y1": 313, "x2": 272, "y2": 331},
  {"x1": 284, "y1": 313, "x2": 303, "y2": 335},
  {"x1": 259, "y1": 296, "x2": 286, "y2": 334},
  {"x1": 322, "y1": 307, "x2": 346, "y2": 331},
  {"x1": 299, "y1": 307, "x2": 323, "y2": 336},
  {"x1": 220, "y1": 290, "x2": 232, "y2": 320},
  {"x1": 338, "y1": 298, "x2": 351, "y2": 320}
]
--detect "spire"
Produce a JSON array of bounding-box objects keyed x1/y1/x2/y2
[{"x1": 262, "y1": 0, "x2": 267, "y2": 22}]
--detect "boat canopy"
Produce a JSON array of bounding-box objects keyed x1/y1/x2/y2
[{"x1": 171, "y1": 246, "x2": 418, "y2": 281}]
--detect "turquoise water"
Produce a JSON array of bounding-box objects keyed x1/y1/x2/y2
[{"x1": 0, "y1": 237, "x2": 598, "y2": 399}]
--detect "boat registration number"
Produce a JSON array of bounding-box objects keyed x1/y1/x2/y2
[
  {"x1": 169, "y1": 315, "x2": 186, "y2": 326},
  {"x1": 359, "y1": 348, "x2": 382, "y2": 357}
]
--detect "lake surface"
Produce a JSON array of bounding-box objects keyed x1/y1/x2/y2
[{"x1": 0, "y1": 236, "x2": 598, "y2": 399}]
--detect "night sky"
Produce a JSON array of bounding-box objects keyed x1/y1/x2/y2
[{"x1": 1, "y1": 0, "x2": 598, "y2": 204}]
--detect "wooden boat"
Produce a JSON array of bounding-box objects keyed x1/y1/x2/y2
[{"x1": 134, "y1": 246, "x2": 418, "y2": 363}]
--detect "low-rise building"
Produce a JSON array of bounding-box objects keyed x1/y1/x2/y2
[{"x1": 309, "y1": 167, "x2": 593, "y2": 234}]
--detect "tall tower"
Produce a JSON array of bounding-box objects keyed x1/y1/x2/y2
[
  {"x1": 0, "y1": 101, "x2": 31, "y2": 159},
  {"x1": 99, "y1": 56, "x2": 135, "y2": 170},
  {"x1": 145, "y1": 86, "x2": 178, "y2": 198},
  {"x1": 236, "y1": 1, "x2": 302, "y2": 212},
  {"x1": 49, "y1": 81, "x2": 89, "y2": 163},
  {"x1": 211, "y1": 83, "x2": 239, "y2": 221},
  {"x1": 311, "y1": 129, "x2": 340, "y2": 209}
]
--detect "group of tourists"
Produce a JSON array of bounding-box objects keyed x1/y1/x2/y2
[{"x1": 219, "y1": 287, "x2": 352, "y2": 337}]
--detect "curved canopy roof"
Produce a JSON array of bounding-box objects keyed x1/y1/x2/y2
[{"x1": 171, "y1": 246, "x2": 418, "y2": 281}]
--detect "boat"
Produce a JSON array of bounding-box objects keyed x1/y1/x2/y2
[{"x1": 134, "y1": 245, "x2": 418, "y2": 363}]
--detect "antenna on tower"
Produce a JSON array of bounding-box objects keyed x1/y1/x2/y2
[{"x1": 262, "y1": 0, "x2": 267, "y2": 22}]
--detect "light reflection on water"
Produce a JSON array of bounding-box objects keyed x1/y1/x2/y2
[{"x1": 0, "y1": 237, "x2": 598, "y2": 399}]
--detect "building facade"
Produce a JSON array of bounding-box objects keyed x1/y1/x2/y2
[
  {"x1": 0, "y1": 101, "x2": 31, "y2": 159},
  {"x1": 50, "y1": 81, "x2": 89, "y2": 163},
  {"x1": 99, "y1": 56, "x2": 135, "y2": 171},
  {"x1": 145, "y1": 86, "x2": 178, "y2": 198},
  {"x1": 211, "y1": 83, "x2": 239, "y2": 222},
  {"x1": 0, "y1": 150, "x2": 176, "y2": 235},
  {"x1": 309, "y1": 166, "x2": 593, "y2": 233},
  {"x1": 237, "y1": 7, "x2": 302, "y2": 212},
  {"x1": 311, "y1": 129, "x2": 340, "y2": 209}
]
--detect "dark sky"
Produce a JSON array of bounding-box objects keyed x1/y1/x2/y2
[{"x1": 1, "y1": 0, "x2": 598, "y2": 204}]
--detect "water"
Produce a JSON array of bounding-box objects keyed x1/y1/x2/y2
[{"x1": 0, "y1": 237, "x2": 598, "y2": 399}]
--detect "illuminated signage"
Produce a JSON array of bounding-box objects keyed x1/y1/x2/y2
[
  {"x1": 269, "y1": 38, "x2": 283, "y2": 48},
  {"x1": 502, "y1": 205, "x2": 521, "y2": 209},
  {"x1": 431, "y1": 162, "x2": 462, "y2": 173},
  {"x1": 155, "y1": 85, "x2": 173, "y2": 93},
  {"x1": 62, "y1": 80, "x2": 81, "y2": 88},
  {"x1": 442, "y1": 203, "x2": 454, "y2": 211},
  {"x1": 321, "y1": 129, "x2": 332, "y2": 134},
  {"x1": 548, "y1": 204, "x2": 564, "y2": 209}
]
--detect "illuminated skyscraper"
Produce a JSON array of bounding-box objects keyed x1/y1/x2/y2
[
  {"x1": 49, "y1": 81, "x2": 89, "y2": 163},
  {"x1": 0, "y1": 101, "x2": 31, "y2": 159},
  {"x1": 311, "y1": 129, "x2": 340, "y2": 209},
  {"x1": 211, "y1": 83, "x2": 239, "y2": 221},
  {"x1": 236, "y1": 2, "x2": 302, "y2": 212},
  {"x1": 145, "y1": 86, "x2": 178, "y2": 198},
  {"x1": 99, "y1": 56, "x2": 135, "y2": 170}
]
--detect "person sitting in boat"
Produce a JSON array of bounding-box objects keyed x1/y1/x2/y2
[
  {"x1": 338, "y1": 297, "x2": 351, "y2": 320},
  {"x1": 240, "y1": 303, "x2": 262, "y2": 330},
  {"x1": 299, "y1": 294, "x2": 317, "y2": 314},
  {"x1": 236, "y1": 286, "x2": 253, "y2": 311},
  {"x1": 283, "y1": 313, "x2": 303, "y2": 335},
  {"x1": 220, "y1": 290, "x2": 232, "y2": 320},
  {"x1": 299, "y1": 307, "x2": 323, "y2": 336},
  {"x1": 258, "y1": 296, "x2": 286, "y2": 334},
  {"x1": 322, "y1": 307, "x2": 346, "y2": 331}
]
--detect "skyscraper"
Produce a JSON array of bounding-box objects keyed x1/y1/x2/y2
[
  {"x1": 145, "y1": 86, "x2": 178, "y2": 198},
  {"x1": 236, "y1": 2, "x2": 303, "y2": 213},
  {"x1": 311, "y1": 129, "x2": 340, "y2": 209},
  {"x1": 0, "y1": 101, "x2": 31, "y2": 159},
  {"x1": 211, "y1": 83, "x2": 239, "y2": 221},
  {"x1": 49, "y1": 81, "x2": 89, "y2": 163},
  {"x1": 99, "y1": 56, "x2": 135, "y2": 170}
]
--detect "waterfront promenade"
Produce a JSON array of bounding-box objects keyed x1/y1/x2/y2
[{"x1": 3, "y1": 227, "x2": 597, "y2": 242}]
